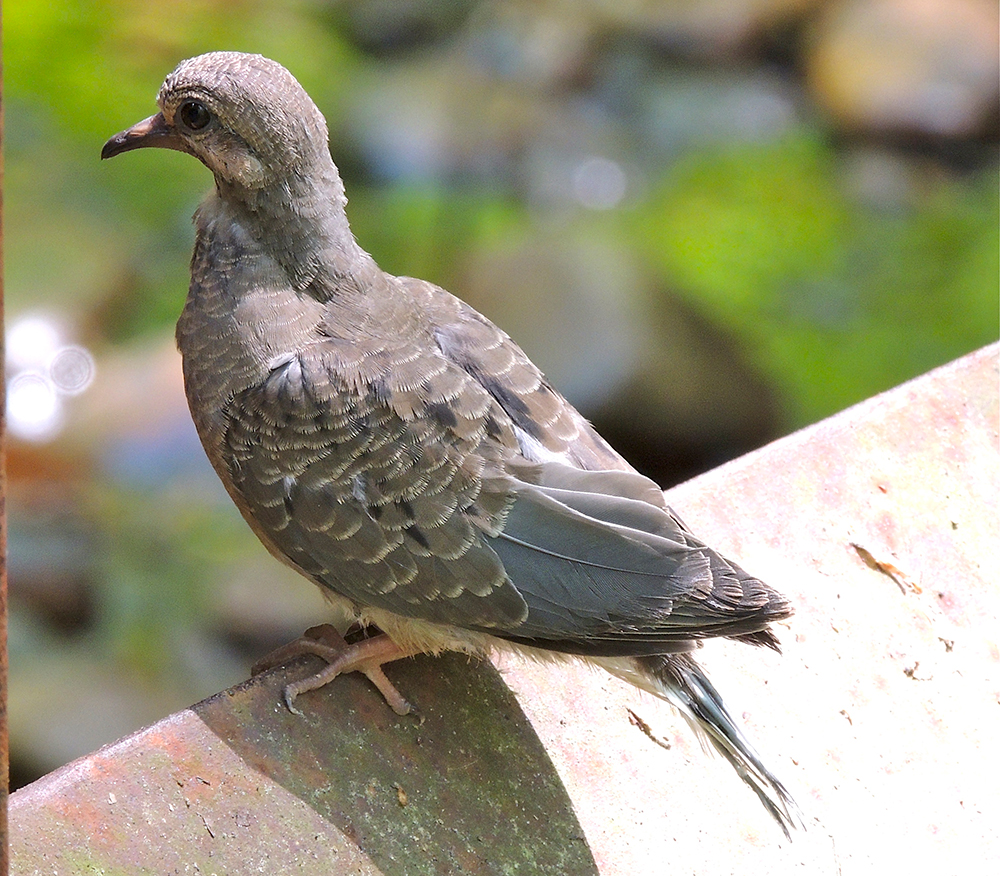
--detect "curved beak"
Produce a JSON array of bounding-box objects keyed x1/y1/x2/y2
[{"x1": 101, "y1": 112, "x2": 187, "y2": 160}]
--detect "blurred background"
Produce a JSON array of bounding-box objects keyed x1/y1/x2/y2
[{"x1": 5, "y1": 0, "x2": 997, "y2": 790}]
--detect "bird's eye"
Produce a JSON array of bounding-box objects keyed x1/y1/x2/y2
[{"x1": 178, "y1": 100, "x2": 212, "y2": 131}]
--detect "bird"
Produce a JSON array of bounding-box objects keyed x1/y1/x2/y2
[{"x1": 102, "y1": 51, "x2": 799, "y2": 834}]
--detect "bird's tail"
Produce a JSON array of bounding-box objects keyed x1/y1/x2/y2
[{"x1": 637, "y1": 652, "x2": 802, "y2": 838}]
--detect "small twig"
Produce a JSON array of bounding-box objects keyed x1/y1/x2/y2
[
  {"x1": 627, "y1": 709, "x2": 671, "y2": 751},
  {"x1": 850, "y1": 543, "x2": 921, "y2": 593}
]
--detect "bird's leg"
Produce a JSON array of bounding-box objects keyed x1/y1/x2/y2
[
  {"x1": 282, "y1": 628, "x2": 416, "y2": 717},
  {"x1": 251, "y1": 624, "x2": 348, "y2": 675},
  {"x1": 252, "y1": 624, "x2": 415, "y2": 717}
]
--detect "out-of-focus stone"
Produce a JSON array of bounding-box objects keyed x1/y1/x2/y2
[
  {"x1": 806, "y1": 0, "x2": 1000, "y2": 138},
  {"x1": 331, "y1": 0, "x2": 479, "y2": 53},
  {"x1": 592, "y1": 0, "x2": 822, "y2": 55}
]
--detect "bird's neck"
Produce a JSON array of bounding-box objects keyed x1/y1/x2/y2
[{"x1": 218, "y1": 160, "x2": 378, "y2": 296}]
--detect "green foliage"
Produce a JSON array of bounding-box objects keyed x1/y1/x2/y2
[
  {"x1": 634, "y1": 135, "x2": 999, "y2": 425},
  {"x1": 89, "y1": 483, "x2": 242, "y2": 678},
  {"x1": 347, "y1": 184, "x2": 531, "y2": 286}
]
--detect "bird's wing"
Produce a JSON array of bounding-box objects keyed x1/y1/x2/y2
[
  {"x1": 221, "y1": 329, "x2": 532, "y2": 630},
  {"x1": 410, "y1": 277, "x2": 632, "y2": 475},
  {"x1": 480, "y1": 458, "x2": 790, "y2": 654},
  {"x1": 223, "y1": 276, "x2": 787, "y2": 647},
  {"x1": 421, "y1": 281, "x2": 790, "y2": 652}
]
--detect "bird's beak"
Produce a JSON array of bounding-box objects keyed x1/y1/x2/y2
[{"x1": 101, "y1": 112, "x2": 187, "y2": 160}]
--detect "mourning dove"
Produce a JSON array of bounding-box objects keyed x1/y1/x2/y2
[{"x1": 103, "y1": 52, "x2": 799, "y2": 833}]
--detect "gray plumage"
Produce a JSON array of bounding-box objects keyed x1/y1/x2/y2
[{"x1": 103, "y1": 52, "x2": 799, "y2": 834}]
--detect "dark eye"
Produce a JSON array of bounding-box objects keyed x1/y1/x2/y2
[{"x1": 178, "y1": 100, "x2": 212, "y2": 131}]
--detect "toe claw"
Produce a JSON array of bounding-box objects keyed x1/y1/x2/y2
[{"x1": 283, "y1": 685, "x2": 303, "y2": 716}]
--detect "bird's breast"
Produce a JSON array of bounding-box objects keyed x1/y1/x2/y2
[{"x1": 176, "y1": 217, "x2": 330, "y2": 477}]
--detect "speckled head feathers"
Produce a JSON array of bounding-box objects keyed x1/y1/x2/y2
[{"x1": 154, "y1": 52, "x2": 332, "y2": 189}]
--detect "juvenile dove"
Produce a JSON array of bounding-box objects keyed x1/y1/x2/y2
[{"x1": 103, "y1": 52, "x2": 798, "y2": 833}]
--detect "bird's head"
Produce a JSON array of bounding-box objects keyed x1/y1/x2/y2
[{"x1": 102, "y1": 52, "x2": 332, "y2": 193}]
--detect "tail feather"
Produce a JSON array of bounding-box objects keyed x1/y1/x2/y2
[{"x1": 639, "y1": 652, "x2": 802, "y2": 838}]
